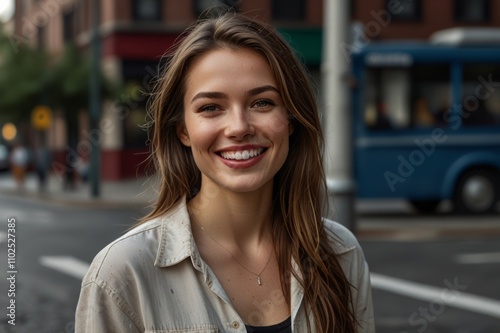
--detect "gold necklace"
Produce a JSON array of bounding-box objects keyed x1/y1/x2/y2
[{"x1": 191, "y1": 215, "x2": 273, "y2": 286}]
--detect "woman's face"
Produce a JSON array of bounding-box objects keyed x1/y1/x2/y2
[{"x1": 178, "y1": 47, "x2": 293, "y2": 194}]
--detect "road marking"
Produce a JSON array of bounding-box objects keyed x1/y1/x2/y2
[
  {"x1": 39, "y1": 256, "x2": 90, "y2": 280},
  {"x1": 0, "y1": 231, "x2": 6, "y2": 243},
  {"x1": 455, "y1": 252, "x2": 500, "y2": 264},
  {"x1": 371, "y1": 273, "x2": 500, "y2": 319}
]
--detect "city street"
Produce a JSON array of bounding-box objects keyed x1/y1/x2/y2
[{"x1": 1, "y1": 193, "x2": 499, "y2": 332}]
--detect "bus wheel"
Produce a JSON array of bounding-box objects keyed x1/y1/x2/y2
[
  {"x1": 454, "y1": 169, "x2": 499, "y2": 214},
  {"x1": 410, "y1": 200, "x2": 440, "y2": 214}
]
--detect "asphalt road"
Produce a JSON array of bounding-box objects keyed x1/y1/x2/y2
[
  {"x1": 363, "y1": 236, "x2": 500, "y2": 333},
  {"x1": 0, "y1": 194, "x2": 499, "y2": 332},
  {"x1": 0, "y1": 194, "x2": 146, "y2": 333}
]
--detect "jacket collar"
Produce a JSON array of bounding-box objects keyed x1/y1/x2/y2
[{"x1": 154, "y1": 199, "x2": 197, "y2": 268}]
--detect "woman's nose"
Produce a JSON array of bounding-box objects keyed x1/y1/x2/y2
[{"x1": 224, "y1": 109, "x2": 254, "y2": 139}]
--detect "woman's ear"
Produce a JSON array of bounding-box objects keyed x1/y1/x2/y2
[{"x1": 176, "y1": 124, "x2": 191, "y2": 147}]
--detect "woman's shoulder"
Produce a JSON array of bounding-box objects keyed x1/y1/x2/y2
[
  {"x1": 322, "y1": 218, "x2": 362, "y2": 255},
  {"x1": 82, "y1": 217, "x2": 164, "y2": 285},
  {"x1": 322, "y1": 219, "x2": 369, "y2": 283}
]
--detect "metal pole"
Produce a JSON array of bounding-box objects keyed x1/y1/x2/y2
[
  {"x1": 89, "y1": 0, "x2": 101, "y2": 197},
  {"x1": 322, "y1": 0, "x2": 356, "y2": 232}
]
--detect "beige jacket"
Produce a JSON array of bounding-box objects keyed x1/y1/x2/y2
[{"x1": 75, "y1": 199, "x2": 375, "y2": 332}]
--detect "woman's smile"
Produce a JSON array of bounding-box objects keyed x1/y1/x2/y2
[
  {"x1": 216, "y1": 146, "x2": 269, "y2": 169},
  {"x1": 217, "y1": 147, "x2": 267, "y2": 161}
]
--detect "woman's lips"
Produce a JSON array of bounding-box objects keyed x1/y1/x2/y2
[
  {"x1": 216, "y1": 148, "x2": 268, "y2": 169},
  {"x1": 218, "y1": 148, "x2": 266, "y2": 161}
]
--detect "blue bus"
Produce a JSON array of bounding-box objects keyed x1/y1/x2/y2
[{"x1": 351, "y1": 29, "x2": 500, "y2": 214}]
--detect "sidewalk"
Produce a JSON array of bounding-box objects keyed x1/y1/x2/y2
[{"x1": 0, "y1": 171, "x2": 158, "y2": 208}]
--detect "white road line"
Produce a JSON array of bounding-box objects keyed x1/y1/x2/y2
[
  {"x1": 39, "y1": 256, "x2": 90, "y2": 280},
  {"x1": 0, "y1": 231, "x2": 6, "y2": 243},
  {"x1": 455, "y1": 252, "x2": 500, "y2": 264},
  {"x1": 371, "y1": 273, "x2": 500, "y2": 319}
]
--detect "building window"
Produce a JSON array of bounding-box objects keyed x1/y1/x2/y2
[
  {"x1": 132, "y1": 0, "x2": 162, "y2": 22},
  {"x1": 37, "y1": 26, "x2": 45, "y2": 50},
  {"x1": 63, "y1": 10, "x2": 75, "y2": 42},
  {"x1": 455, "y1": 0, "x2": 490, "y2": 22},
  {"x1": 386, "y1": 0, "x2": 422, "y2": 21},
  {"x1": 194, "y1": 0, "x2": 240, "y2": 18},
  {"x1": 272, "y1": 0, "x2": 305, "y2": 21}
]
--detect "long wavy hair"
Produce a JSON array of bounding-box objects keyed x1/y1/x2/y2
[{"x1": 141, "y1": 12, "x2": 357, "y2": 333}]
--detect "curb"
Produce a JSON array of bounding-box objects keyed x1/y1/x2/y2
[
  {"x1": 0, "y1": 189, "x2": 153, "y2": 210},
  {"x1": 357, "y1": 226, "x2": 500, "y2": 241}
]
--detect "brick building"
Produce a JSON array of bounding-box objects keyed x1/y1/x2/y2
[{"x1": 352, "y1": 0, "x2": 500, "y2": 41}]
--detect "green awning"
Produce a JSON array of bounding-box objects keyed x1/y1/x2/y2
[{"x1": 278, "y1": 28, "x2": 323, "y2": 66}]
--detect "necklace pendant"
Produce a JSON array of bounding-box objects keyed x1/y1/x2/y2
[{"x1": 257, "y1": 276, "x2": 262, "y2": 286}]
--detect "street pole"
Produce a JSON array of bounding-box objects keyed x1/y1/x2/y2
[
  {"x1": 89, "y1": 0, "x2": 101, "y2": 198},
  {"x1": 322, "y1": 0, "x2": 356, "y2": 232}
]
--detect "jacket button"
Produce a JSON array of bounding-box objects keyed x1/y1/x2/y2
[{"x1": 231, "y1": 321, "x2": 240, "y2": 329}]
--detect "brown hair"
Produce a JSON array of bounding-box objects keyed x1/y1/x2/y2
[{"x1": 142, "y1": 12, "x2": 357, "y2": 332}]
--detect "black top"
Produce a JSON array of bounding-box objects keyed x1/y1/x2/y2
[{"x1": 245, "y1": 316, "x2": 292, "y2": 333}]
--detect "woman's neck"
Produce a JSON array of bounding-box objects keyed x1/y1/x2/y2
[{"x1": 188, "y1": 180, "x2": 273, "y2": 248}]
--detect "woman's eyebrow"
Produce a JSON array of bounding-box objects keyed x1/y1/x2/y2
[
  {"x1": 246, "y1": 85, "x2": 280, "y2": 97},
  {"x1": 191, "y1": 91, "x2": 227, "y2": 103}
]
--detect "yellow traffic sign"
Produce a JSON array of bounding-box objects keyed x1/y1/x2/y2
[{"x1": 32, "y1": 106, "x2": 53, "y2": 131}]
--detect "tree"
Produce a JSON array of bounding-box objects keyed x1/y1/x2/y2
[
  {"x1": 0, "y1": 28, "x2": 50, "y2": 123},
  {"x1": 0, "y1": 26, "x2": 114, "y2": 125}
]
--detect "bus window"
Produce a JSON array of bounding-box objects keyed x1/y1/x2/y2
[
  {"x1": 462, "y1": 64, "x2": 500, "y2": 127},
  {"x1": 364, "y1": 64, "x2": 451, "y2": 130},
  {"x1": 411, "y1": 64, "x2": 451, "y2": 128},
  {"x1": 365, "y1": 68, "x2": 411, "y2": 130}
]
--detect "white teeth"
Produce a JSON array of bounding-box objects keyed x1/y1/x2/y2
[{"x1": 220, "y1": 148, "x2": 264, "y2": 160}]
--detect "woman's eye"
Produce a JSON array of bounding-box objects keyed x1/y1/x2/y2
[
  {"x1": 199, "y1": 104, "x2": 220, "y2": 112},
  {"x1": 252, "y1": 99, "x2": 275, "y2": 109}
]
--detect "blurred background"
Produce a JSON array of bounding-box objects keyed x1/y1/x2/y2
[{"x1": 0, "y1": 0, "x2": 499, "y2": 332}]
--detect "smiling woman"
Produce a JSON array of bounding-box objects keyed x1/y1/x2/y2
[{"x1": 76, "y1": 12, "x2": 375, "y2": 333}]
